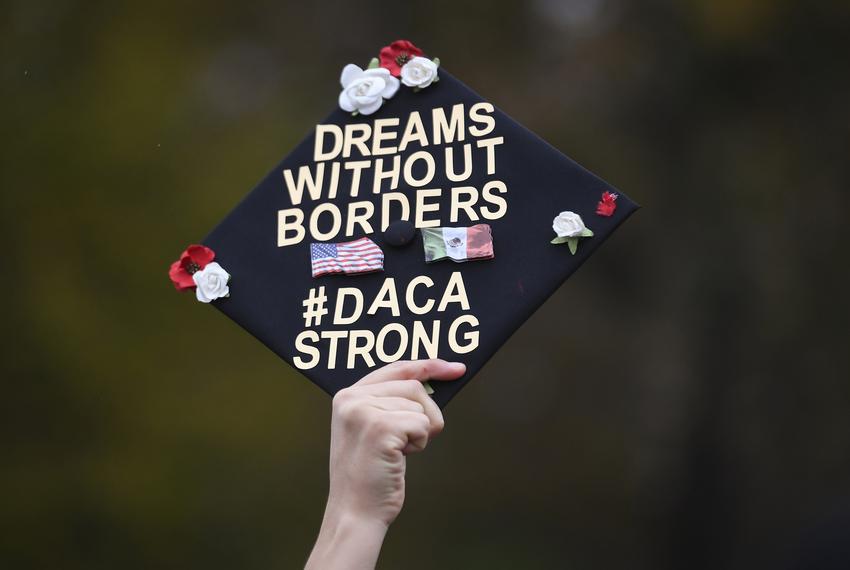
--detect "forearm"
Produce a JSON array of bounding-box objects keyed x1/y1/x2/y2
[
  {"x1": 306, "y1": 360, "x2": 462, "y2": 568},
  {"x1": 305, "y1": 502, "x2": 389, "y2": 570}
]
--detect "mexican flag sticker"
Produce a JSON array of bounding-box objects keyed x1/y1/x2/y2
[{"x1": 421, "y1": 224, "x2": 495, "y2": 263}]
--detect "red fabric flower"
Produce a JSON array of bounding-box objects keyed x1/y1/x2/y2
[
  {"x1": 379, "y1": 40, "x2": 424, "y2": 77},
  {"x1": 168, "y1": 244, "x2": 215, "y2": 291},
  {"x1": 596, "y1": 191, "x2": 618, "y2": 217}
]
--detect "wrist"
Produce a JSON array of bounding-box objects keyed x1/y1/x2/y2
[{"x1": 306, "y1": 505, "x2": 389, "y2": 570}]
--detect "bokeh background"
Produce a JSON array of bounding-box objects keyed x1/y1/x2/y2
[{"x1": 3, "y1": 1, "x2": 850, "y2": 568}]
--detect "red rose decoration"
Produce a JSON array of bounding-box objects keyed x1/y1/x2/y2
[
  {"x1": 168, "y1": 244, "x2": 215, "y2": 291},
  {"x1": 596, "y1": 191, "x2": 618, "y2": 217},
  {"x1": 379, "y1": 40, "x2": 424, "y2": 77}
]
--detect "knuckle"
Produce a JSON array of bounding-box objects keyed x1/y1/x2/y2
[
  {"x1": 332, "y1": 387, "x2": 353, "y2": 408},
  {"x1": 414, "y1": 361, "x2": 429, "y2": 379},
  {"x1": 367, "y1": 413, "x2": 393, "y2": 435},
  {"x1": 387, "y1": 360, "x2": 412, "y2": 378},
  {"x1": 398, "y1": 381, "x2": 425, "y2": 402},
  {"x1": 390, "y1": 360, "x2": 429, "y2": 380},
  {"x1": 334, "y1": 397, "x2": 367, "y2": 427},
  {"x1": 414, "y1": 426, "x2": 430, "y2": 443},
  {"x1": 349, "y1": 403, "x2": 370, "y2": 424},
  {"x1": 432, "y1": 413, "x2": 445, "y2": 432},
  {"x1": 413, "y1": 381, "x2": 429, "y2": 398},
  {"x1": 335, "y1": 401, "x2": 355, "y2": 424},
  {"x1": 411, "y1": 414, "x2": 428, "y2": 431}
]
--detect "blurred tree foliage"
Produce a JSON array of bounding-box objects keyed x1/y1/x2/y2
[{"x1": 2, "y1": 0, "x2": 849, "y2": 568}]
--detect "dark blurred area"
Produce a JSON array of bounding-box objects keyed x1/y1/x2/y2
[{"x1": 3, "y1": 0, "x2": 850, "y2": 568}]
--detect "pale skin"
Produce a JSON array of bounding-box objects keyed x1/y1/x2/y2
[{"x1": 305, "y1": 359, "x2": 466, "y2": 570}]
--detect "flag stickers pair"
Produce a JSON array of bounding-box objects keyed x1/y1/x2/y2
[{"x1": 310, "y1": 223, "x2": 494, "y2": 277}]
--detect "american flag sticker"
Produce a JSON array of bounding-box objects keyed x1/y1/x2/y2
[{"x1": 310, "y1": 237, "x2": 384, "y2": 278}]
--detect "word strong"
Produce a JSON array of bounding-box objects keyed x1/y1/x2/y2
[{"x1": 294, "y1": 272, "x2": 480, "y2": 370}]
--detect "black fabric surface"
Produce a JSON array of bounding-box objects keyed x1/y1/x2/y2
[{"x1": 203, "y1": 69, "x2": 638, "y2": 407}]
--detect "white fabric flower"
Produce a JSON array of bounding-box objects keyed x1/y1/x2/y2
[
  {"x1": 192, "y1": 262, "x2": 230, "y2": 303},
  {"x1": 400, "y1": 56, "x2": 439, "y2": 89},
  {"x1": 552, "y1": 211, "x2": 587, "y2": 238},
  {"x1": 338, "y1": 64, "x2": 399, "y2": 115}
]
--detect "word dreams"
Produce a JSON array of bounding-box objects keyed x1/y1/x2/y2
[
  {"x1": 278, "y1": 103, "x2": 508, "y2": 247},
  {"x1": 294, "y1": 272, "x2": 479, "y2": 370}
]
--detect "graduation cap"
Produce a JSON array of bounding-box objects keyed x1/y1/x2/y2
[{"x1": 168, "y1": 40, "x2": 638, "y2": 408}]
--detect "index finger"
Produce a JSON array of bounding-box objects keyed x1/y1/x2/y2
[{"x1": 355, "y1": 359, "x2": 466, "y2": 386}]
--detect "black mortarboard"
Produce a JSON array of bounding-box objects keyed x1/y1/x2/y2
[{"x1": 173, "y1": 41, "x2": 638, "y2": 408}]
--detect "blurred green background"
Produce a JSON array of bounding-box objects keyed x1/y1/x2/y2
[{"x1": 3, "y1": 0, "x2": 849, "y2": 568}]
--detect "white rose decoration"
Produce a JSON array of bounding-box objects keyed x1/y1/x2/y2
[
  {"x1": 339, "y1": 64, "x2": 399, "y2": 116},
  {"x1": 551, "y1": 211, "x2": 593, "y2": 254},
  {"x1": 400, "y1": 56, "x2": 440, "y2": 89},
  {"x1": 192, "y1": 262, "x2": 230, "y2": 303},
  {"x1": 553, "y1": 211, "x2": 587, "y2": 237}
]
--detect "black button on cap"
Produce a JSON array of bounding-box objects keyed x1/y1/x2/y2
[{"x1": 382, "y1": 220, "x2": 416, "y2": 247}]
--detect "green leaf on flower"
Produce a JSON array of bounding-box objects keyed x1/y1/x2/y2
[
  {"x1": 551, "y1": 236, "x2": 570, "y2": 244},
  {"x1": 580, "y1": 228, "x2": 594, "y2": 237},
  {"x1": 367, "y1": 58, "x2": 379, "y2": 69},
  {"x1": 567, "y1": 237, "x2": 579, "y2": 254},
  {"x1": 351, "y1": 110, "x2": 359, "y2": 117},
  {"x1": 423, "y1": 381, "x2": 434, "y2": 395},
  {"x1": 413, "y1": 86, "x2": 421, "y2": 93},
  {"x1": 432, "y1": 57, "x2": 441, "y2": 67}
]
